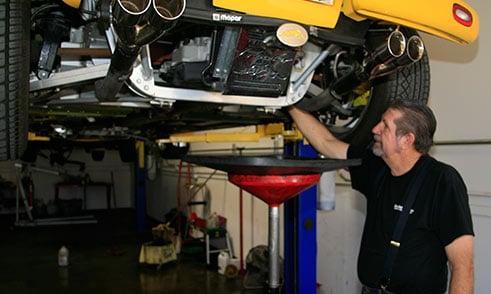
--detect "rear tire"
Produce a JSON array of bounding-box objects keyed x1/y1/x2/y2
[
  {"x1": 297, "y1": 27, "x2": 430, "y2": 146},
  {"x1": 341, "y1": 51, "x2": 430, "y2": 146},
  {"x1": 0, "y1": 0, "x2": 29, "y2": 160}
]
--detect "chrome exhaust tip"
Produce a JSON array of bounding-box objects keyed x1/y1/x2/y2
[
  {"x1": 386, "y1": 30, "x2": 406, "y2": 58},
  {"x1": 406, "y1": 35, "x2": 425, "y2": 62},
  {"x1": 147, "y1": 0, "x2": 186, "y2": 29},
  {"x1": 114, "y1": 0, "x2": 152, "y2": 26},
  {"x1": 153, "y1": 0, "x2": 186, "y2": 20},
  {"x1": 369, "y1": 30, "x2": 406, "y2": 66}
]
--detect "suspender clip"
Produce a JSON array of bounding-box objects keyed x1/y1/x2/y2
[{"x1": 389, "y1": 240, "x2": 400, "y2": 248}]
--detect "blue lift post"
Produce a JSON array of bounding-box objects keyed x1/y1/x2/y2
[
  {"x1": 135, "y1": 140, "x2": 147, "y2": 233},
  {"x1": 284, "y1": 141, "x2": 318, "y2": 294}
]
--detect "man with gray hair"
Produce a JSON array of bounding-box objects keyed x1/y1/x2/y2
[{"x1": 289, "y1": 100, "x2": 474, "y2": 293}]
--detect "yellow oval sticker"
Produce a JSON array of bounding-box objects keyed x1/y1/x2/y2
[{"x1": 276, "y1": 23, "x2": 309, "y2": 47}]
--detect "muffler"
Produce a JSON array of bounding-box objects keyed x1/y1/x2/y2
[{"x1": 95, "y1": 0, "x2": 186, "y2": 101}]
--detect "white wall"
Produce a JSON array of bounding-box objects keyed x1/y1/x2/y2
[
  {"x1": 146, "y1": 158, "x2": 180, "y2": 221},
  {"x1": 431, "y1": 146, "x2": 491, "y2": 294},
  {"x1": 316, "y1": 186, "x2": 365, "y2": 294},
  {"x1": 318, "y1": 0, "x2": 491, "y2": 292},
  {"x1": 422, "y1": 0, "x2": 489, "y2": 141}
]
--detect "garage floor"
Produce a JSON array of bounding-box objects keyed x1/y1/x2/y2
[{"x1": 0, "y1": 210, "x2": 243, "y2": 294}]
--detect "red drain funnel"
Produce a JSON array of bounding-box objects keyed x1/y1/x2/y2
[{"x1": 228, "y1": 174, "x2": 321, "y2": 207}]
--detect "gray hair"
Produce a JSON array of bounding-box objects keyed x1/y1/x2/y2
[{"x1": 388, "y1": 99, "x2": 437, "y2": 154}]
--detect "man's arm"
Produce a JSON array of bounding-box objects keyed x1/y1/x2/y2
[
  {"x1": 289, "y1": 106, "x2": 349, "y2": 159},
  {"x1": 445, "y1": 234, "x2": 474, "y2": 294}
]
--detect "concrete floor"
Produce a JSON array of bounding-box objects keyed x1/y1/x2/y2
[{"x1": 0, "y1": 210, "x2": 245, "y2": 294}]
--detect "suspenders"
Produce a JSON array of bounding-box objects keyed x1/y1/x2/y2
[{"x1": 375, "y1": 157, "x2": 432, "y2": 291}]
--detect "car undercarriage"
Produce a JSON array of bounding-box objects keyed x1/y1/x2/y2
[{"x1": 0, "y1": 0, "x2": 479, "y2": 160}]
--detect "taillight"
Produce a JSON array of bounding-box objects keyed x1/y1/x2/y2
[{"x1": 453, "y1": 3, "x2": 473, "y2": 27}]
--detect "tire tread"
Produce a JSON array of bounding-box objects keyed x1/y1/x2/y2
[{"x1": 0, "y1": 0, "x2": 29, "y2": 160}]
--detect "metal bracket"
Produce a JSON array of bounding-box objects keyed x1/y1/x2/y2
[
  {"x1": 30, "y1": 64, "x2": 110, "y2": 91},
  {"x1": 149, "y1": 98, "x2": 175, "y2": 108}
]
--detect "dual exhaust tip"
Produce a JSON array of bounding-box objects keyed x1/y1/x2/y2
[
  {"x1": 115, "y1": 0, "x2": 186, "y2": 27},
  {"x1": 118, "y1": 0, "x2": 185, "y2": 19},
  {"x1": 386, "y1": 30, "x2": 425, "y2": 63},
  {"x1": 369, "y1": 29, "x2": 425, "y2": 78}
]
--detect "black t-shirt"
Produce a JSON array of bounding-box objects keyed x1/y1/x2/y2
[{"x1": 348, "y1": 145, "x2": 474, "y2": 293}]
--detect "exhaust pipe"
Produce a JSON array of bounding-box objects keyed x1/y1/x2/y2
[
  {"x1": 95, "y1": 0, "x2": 186, "y2": 101},
  {"x1": 370, "y1": 34, "x2": 425, "y2": 79},
  {"x1": 327, "y1": 30, "x2": 407, "y2": 99},
  {"x1": 295, "y1": 30, "x2": 423, "y2": 112},
  {"x1": 367, "y1": 30, "x2": 406, "y2": 66}
]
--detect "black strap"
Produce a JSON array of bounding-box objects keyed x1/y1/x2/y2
[{"x1": 379, "y1": 156, "x2": 432, "y2": 290}]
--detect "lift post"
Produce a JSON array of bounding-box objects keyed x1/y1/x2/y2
[{"x1": 284, "y1": 141, "x2": 319, "y2": 294}]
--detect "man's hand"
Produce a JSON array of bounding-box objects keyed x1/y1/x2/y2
[
  {"x1": 288, "y1": 106, "x2": 349, "y2": 159},
  {"x1": 445, "y1": 234, "x2": 474, "y2": 294}
]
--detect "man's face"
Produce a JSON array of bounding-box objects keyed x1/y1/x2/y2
[{"x1": 371, "y1": 108, "x2": 404, "y2": 158}]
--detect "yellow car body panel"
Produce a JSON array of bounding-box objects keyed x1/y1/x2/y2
[
  {"x1": 346, "y1": 0, "x2": 479, "y2": 44},
  {"x1": 213, "y1": 0, "x2": 343, "y2": 28},
  {"x1": 62, "y1": 0, "x2": 81, "y2": 9},
  {"x1": 215, "y1": 0, "x2": 479, "y2": 45}
]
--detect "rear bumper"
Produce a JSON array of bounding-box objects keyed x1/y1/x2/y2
[{"x1": 348, "y1": 0, "x2": 479, "y2": 44}]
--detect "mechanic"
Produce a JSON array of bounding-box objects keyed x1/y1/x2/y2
[{"x1": 289, "y1": 100, "x2": 474, "y2": 294}]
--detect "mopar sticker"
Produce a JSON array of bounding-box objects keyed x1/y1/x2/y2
[{"x1": 212, "y1": 13, "x2": 243, "y2": 22}]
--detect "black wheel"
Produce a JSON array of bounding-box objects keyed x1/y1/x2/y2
[
  {"x1": 341, "y1": 54, "x2": 430, "y2": 145},
  {"x1": 297, "y1": 26, "x2": 430, "y2": 146},
  {"x1": 0, "y1": 0, "x2": 29, "y2": 160}
]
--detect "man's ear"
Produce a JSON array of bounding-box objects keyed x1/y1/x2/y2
[{"x1": 402, "y1": 133, "x2": 416, "y2": 149}]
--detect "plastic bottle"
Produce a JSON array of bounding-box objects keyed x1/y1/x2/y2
[
  {"x1": 207, "y1": 212, "x2": 218, "y2": 229},
  {"x1": 217, "y1": 251, "x2": 230, "y2": 275},
  {"x1": 58, "y1": 246, "x2": 69, "y2": 266},
  {"x1": 228, "y1": 257, "x2": 240, "y2": 270}
]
